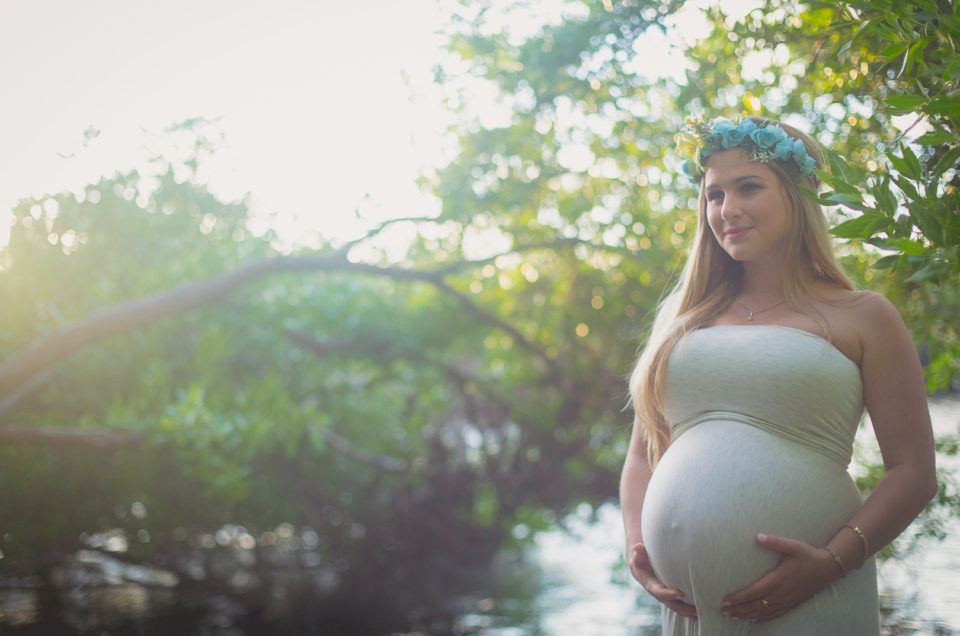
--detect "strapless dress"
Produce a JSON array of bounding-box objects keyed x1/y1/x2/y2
[{"x1": 640, "y1": 325, "x2": 879, "y2": 635}]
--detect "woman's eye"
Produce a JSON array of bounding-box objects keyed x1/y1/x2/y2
[{"x1": 707, "y1": 191, "x2": 724, "y2": 202}]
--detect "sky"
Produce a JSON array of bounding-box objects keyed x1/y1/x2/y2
[
  {"x1": 0, "y1": 0, "x2": 453, "y2": 250},
  {"x1": 0, "y1": 0, "x2": 758, "y2": 252}
]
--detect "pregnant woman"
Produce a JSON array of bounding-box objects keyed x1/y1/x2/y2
[{"x1": 620, "y1": 116, "x2": 937, "y2": 634}]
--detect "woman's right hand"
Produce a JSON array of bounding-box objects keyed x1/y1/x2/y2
[{"x1": 628, "y1": 542, "x2": 698, "y2": 618}]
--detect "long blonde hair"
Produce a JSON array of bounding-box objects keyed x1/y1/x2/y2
[{"x1": 628, "y1": 117, "x2": 853, "y2": 466}]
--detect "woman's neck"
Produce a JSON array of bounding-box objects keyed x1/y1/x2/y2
[{"x1": 739, "y1": 260, "x2": 786, "y2": 297}]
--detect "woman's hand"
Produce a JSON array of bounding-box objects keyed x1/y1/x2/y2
[
  {"x1": 721, "y1": 533, "x2": 840, "y2": 621},
  {"x1": 628, "y1": 542, "x2": 697, "y2": 618}
]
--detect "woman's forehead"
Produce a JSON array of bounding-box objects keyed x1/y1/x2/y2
[{"x1": 704, "y1": 150, "x2": 777, "y2": 187}]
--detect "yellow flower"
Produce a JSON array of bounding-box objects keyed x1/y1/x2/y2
[{"x1": 675, "y1": 132, "x2": 700, "y2": 160}]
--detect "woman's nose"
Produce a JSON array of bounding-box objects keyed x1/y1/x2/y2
[{"x1": 720, "y1": 195, "x2": 741, "y2": 220}]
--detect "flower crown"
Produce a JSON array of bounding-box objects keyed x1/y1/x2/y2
[{"x1": 675, "y1": 115, "x2": 818, "y2": 182}]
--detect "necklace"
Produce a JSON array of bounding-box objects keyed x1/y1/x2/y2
[{"x1": 736, "y1": 298, "x2": 787, "y2": 322}]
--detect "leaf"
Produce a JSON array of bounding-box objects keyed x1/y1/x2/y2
[
  {"x1": 914, "y1": 131, "x2": 956, "y2": 145},
  {"x1": 882, "y1": 237, "x2": 930, "y2": 255},
  {"x1": 873, "y1": 23, "x2": 903, "y2": 42},
  {"x1": 887, "y1": 144, "x2": 923, "y2": 181},
  {"x1": 893, "y1": 175, "x2": 921, "y2": 201},
  {"x1": 932, "y1": 146, "x2": 960, "y2": 176},
  {"x1": 870, "y1": 254, "x2": 901, "y2": 269},
  {"x1": 829, "y1": 213, "x2": 890, "y2": 239},
  {"x1": 824, "y1": 191, "x2": 869, "y2": 210},
  {"x1": 910, "y1": 204, "x2": 948, "y2": 246},
  {"x1": 870, "y1": 177, "x2": 899, "y2": 216},
  {"x1": 839, "y1": 18, "x2": 875, "y2": 55},
  {"x1": 906, "y1": 260, "x2": 950, "y2": 282},
  {"x1": 880, "y1": 41, "x2": 908, "y2": 58},
  {"x1": 885, "y1": 94, "x2": 926, "y2": 114},
  {"x1": 905, "y1": 38, "x2": 929, "y2": 75},
  {"x1": 902, "y1": 145, "x2": 924, "y2": 181},
  {"x1": 825, "y1": 148, "x2": 854, "y2": 182},
  {"x1": 800, "y1": 185, "x2": 841, "y2": 206},
  {"x1": 923, "y1": 95, "x2": 960, "y2": 118}
]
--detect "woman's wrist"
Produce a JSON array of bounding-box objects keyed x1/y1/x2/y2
[
  {"x1": 843, "y1": 523, "x2": 870, "y2": 564},
  {"x1": 815, "y1": 546, "x2": 846, "y2": 586},
  {"x1": 825, "y1": 525, "x2": 868, "y2": 573}
]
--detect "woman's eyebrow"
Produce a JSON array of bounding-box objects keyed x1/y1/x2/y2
[{"x1": 705, "y1": 174, "x2": 767, "y2": 190}]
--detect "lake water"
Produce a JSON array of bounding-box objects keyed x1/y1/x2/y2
[
  {"x1": 1, "y1": 401, "x2": 957, "y2": 634},
  {"x1": 457, "y1": 397, "x2": 960, "y2": 635}
]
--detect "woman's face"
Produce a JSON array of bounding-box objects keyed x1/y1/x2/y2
[{"x1": 703, "y1": 149, "x2": 793, "y2": 267}]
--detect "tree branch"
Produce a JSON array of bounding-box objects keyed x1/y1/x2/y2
[
  {"x1": 0, "y1": 426, "x2": 146, "y2": 448},
  {"x1": 340, "y1": 215, "x2": 439, "y2": 251},
  {"x1": 0, "y1": 237, "x2": 597, "y2": 414},
  {"x1": 0, "y1": 252, "x2": 444, "y2": 404},
  {"x1": 0, "y1": 368, "x2": 56, "y2": 418},
  {"x1": 432, "y1": 279, "x2": 561, "y2": 376},
  {"x1": 320, "y1": 429, "x2": 408, "y2": 472}
]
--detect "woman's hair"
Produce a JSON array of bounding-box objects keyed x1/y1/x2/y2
[{"x1": 628, "y1": 117, "x2": 854, "y2": 466}]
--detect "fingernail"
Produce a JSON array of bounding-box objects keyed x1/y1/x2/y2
[
  {"x1": 721, "y1": 601, "x2": 730, "y2": 607},
  {"x1": 757, "y1": 533, "x2": 768, "y2": 542},
  {"x1": 731, "y1": 616, "x2": 740, "y2": 621}
]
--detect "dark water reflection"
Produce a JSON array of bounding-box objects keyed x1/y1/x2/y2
[
  {"x1": 2, "y1": 508, "x2": 956, "y2": 636},
  {"x1": 1, "y1": 400, "x2": 957, "y2": 635}
]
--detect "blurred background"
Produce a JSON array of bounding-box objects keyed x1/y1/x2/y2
[{"x1": 0, "y1": 0, "x2": 958, "y2": 634}]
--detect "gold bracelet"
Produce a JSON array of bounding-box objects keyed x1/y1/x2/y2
[
  {"x1": 844, "y1": 523, "x2": 869, "y2": 562},
  {"x1": 824, "y1": 546, "x2": 847, "y2": 577}
]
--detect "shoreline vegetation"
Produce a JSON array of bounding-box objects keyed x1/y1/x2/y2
[{"x1": 2, "y1": 1, "x2": 959, "y2": 634}]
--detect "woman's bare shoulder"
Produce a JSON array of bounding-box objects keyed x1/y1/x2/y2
[
  {"x1": 827, "y1": 288, "x2": 906, "y2": 341},
  {"x1": 808, "y1": 287, "x2": 904, "y2": 366},
  {"x1": 814, "y1": 285, "x2": 894, "y2": 314}
]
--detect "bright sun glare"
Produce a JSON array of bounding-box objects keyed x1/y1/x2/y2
[{"x1": 0, "y1": 0, "x2": 759, "y2": 254}]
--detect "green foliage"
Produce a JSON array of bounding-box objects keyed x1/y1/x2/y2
[
  {"x1": 815, "y1": 0, "x2": 960, "y2": 288},
  {"x1": 1, "y1": 0, "x2": 959, "y2": 628},
  {"x1": 435, "y1": 0, "x2": 959, "y2": 558}
]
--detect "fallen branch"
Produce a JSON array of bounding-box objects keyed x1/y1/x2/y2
[
  {"x1": 0, "y1": 426, "x2": 146, "y2": 448},
  {"x1": 0, "y1": 253, "x2": 440, "y2": 410},
  {"x1": 0, "y1": 237, "x2": 614, "y2": 416}
]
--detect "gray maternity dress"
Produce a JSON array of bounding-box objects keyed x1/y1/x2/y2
[{"x1": 641, "y1": 325, "x2": 879, "y2": 635}]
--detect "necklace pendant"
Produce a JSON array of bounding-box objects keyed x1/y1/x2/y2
[{"x1": 746, "y1": 312, "x2": 754, "y2": 321}]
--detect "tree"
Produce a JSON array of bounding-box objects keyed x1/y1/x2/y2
[
  {"x1": 436, "y1": 0, "x2": 959, "y2": 547},
  {"x1": 671, "y1": 0, "x2": 960, "y2": 390},
  {"x1": 1, "y1": 0, "x2": 957, "y2": 631},
  {"x1": 0, "y1": 103, "x2": 682, "y2": 629}
]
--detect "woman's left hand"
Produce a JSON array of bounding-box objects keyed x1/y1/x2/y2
[{"x1": 720, "y1": 533, "x2": 841, "y2": 622}]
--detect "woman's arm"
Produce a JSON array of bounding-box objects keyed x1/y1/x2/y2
[
  {"x1": 826, "y1": 292, "x2": 938, "y2": 562},
  {"x1": 620, "y1": 418, "x2": 652, "y2": 552},
  {"x1": 621, "y1": 417, "x2": 697, "y2": 618},
  {"x1": 721, "y1": 292, "x2": 938, "y2": 621}
]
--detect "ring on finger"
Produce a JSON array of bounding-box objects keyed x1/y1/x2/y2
[{"x1": 760, "y1": 599, "x2": 771, "y2": 611}]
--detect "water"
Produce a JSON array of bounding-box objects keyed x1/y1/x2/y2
[
  {"x1": 1, "y1": 401, "x2": 957, "y2": 634},
  {"x1": 459, "y1": 397, "x2": 960, "y2": 635}
]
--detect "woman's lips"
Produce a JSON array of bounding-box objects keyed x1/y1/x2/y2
[{"x1": 725, "y1": 227, "x2": 751, "y2": 239}]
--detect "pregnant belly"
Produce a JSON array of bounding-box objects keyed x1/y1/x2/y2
[{"x1": 640, "y1": 419, "x2": 862, "y2": 609}]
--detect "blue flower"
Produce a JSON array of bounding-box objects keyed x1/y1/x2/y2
[
  {"x1": 750, "y1": 127, "x2": 779, "y2": 149},
  {"x1": 682, "y1": 116, "x2": 817, "y2": 180},
  {"x1": 791, "y1": 138, "x2": 808, "y2": 162},
  {"x1": 737, "y1": 119, "x2": 758, "y2": 135},
  {"x1": 765, "y1": 125, "x2": 788, "y2": 145},
  {"x1": 720, "y1": 128, "x2": 746, "y2": 148},
  {"x1": 773, "y1": 139, "x2": 794, "y2": 161},
  {"x1": 700, "y1": 135, "x2": 722, "y2": 159},
  {"x1": 712, "y1": 117, "x2": 737, "y2": 133}
]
